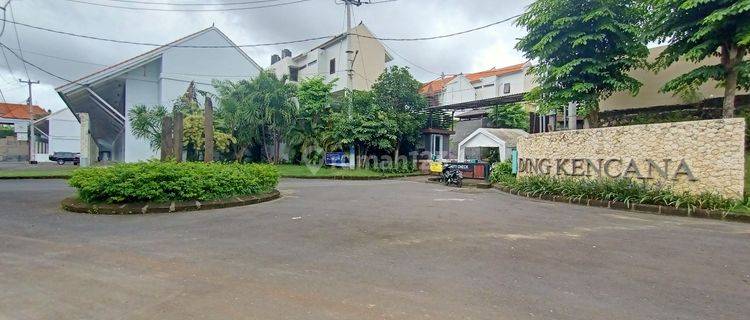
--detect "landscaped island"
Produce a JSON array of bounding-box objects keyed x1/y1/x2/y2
[{"x1": 63, "y1": 162, "x2": 279, "y2": 213}]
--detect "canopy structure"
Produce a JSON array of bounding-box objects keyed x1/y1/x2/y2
[{"x1": 457, "y1": 128, "x2": 528, "y2": 162}]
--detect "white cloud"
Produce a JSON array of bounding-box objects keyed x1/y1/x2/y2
[{"x1": 0, "y1": 0, "x2": 533, "y2": 111}]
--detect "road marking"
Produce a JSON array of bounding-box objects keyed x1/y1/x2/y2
[{"x1": 433, "y1": 198, "x2": 474, "y2": 202}]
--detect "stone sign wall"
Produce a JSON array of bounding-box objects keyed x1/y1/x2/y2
[{"x1": 516, "y1": 118, "x2": 746, "y2": 199}]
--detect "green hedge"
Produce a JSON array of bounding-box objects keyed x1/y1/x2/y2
[
  {"x1": 494, "y1": 174, "x2": 744, "y2": 212},
  {"x1": 69, "y1": 162, "x2": 279, "y2": 204},
  {"x1": 371, "y1": 160, "x2": 416, "y2": 174}
]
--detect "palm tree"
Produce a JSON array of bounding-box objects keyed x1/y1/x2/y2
[{"x1": 249, "y1": 71, "x2": 298, "y2": 163}]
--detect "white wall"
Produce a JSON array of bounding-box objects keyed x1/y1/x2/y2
[
  {"x1": 443, "y1": 76, "x2": 476, "y2": 105},
  {"x1": 268, "y1": 25, "x2": 389, "y2": 92},
  {"x1": 48, "y1": 108, "x2": 81, "y2": 154},
  {"x1": 159, "y1": 29, "x2": 261, "y2": 107},
  {"x1": 119, "y1": 28, "x2": 261, "y2": 163},
  {"x1": 124, "y1": 60, "x2": 160, "y2": 162}
]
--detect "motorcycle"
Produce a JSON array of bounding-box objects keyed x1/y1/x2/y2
[{"x1": 441, "y1": 164, "x2": 463, "y2": 188}]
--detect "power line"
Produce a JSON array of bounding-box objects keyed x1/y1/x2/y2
[
  {"x1": 351, "y1": 14, "x2": 522, "y2": 41},
  {"x1": 0, "y1": 42, "x2": 77, "y2": 83},
  {"x1": 0, "y1": 18, "x2": 332, "y2": 48},
  {"x1": 3, "y1": 46, "x2": 108, "y2": 66},
  {"x1": 8, "y1": 1, "x2": 28, "y2": 79},
  {"x1": 0, "y1": 13, "x2": 519, "y2": 48},
  {"x1": 381, "y1": 41, "x2": 440, "y2": 76},
  {"x1": 62, "y1": 0, "x2": 313, "y2": 12},
  {"x1": 102, "y1": 0, "x2": 288, "y2": 5}
]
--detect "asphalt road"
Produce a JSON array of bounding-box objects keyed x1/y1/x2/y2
[{"x1": 0, "y1": 178, "x2": 748, "y2": 320}]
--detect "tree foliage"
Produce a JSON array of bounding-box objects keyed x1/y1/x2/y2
[
  {"x1": 371, "y1": 66, "x2": 428, "y2": 156},
  {"x1": 128, "y1": 104, "x2": 167, "y2": 151},
  {"x1": 286, "y1": 77, "x2": 337, "y2": 162},
  {"x1": 183, "y1": 112, "x2": 235, "y2": 153},
  {"x1": 648, "y1": 0, "x2": 750, "y2": 117},
  {"x1": 488, "y1": 103, "x2": 530, "y2": 130},
  {"x1": 251, "y1": 71, "x2": 298, "y2": 163},
  {"x1": 515, "y1": 0, "x2": 649, "y2": 126},
  {"x1": 214, "y1": 79, "x2": 263, "y2": 161}
]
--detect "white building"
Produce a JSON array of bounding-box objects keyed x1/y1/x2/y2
[
  {"x1": 420, "y1": 62, "x2": 535, "y2": 160},
  {"x1": 57, "y1": 26, "x2": 262, "y2": 162},
  {"x1": 34, "y1": 108, "x2": 81, "y2": 161},
  {"x1": 269, "y1": 23, "x2": 393, "y2": 92},
  {"x1": 421, "y1": 62, "x2": 533, "y2": 108}
]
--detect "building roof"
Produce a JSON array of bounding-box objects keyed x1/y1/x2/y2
[
  {"x1": 419, "y1": 75, "x2": 457, "y2": 95},
  {"x1": 56, "y1": 26, "x2": 261, "y2": 93},
  {"x1": 0, "y1": 102, "x2": 48, "y2": 120},
  {"x1": 289, "y1": 23, "x2": 393, "y2": 63},
  {"x1": 419, "y1": 62, "x2": 527, "y2": 95},
  {"x1": 465, "y1": 62, "x2": 526, "y2": 82},
  {"x1": 482, "y1": 128, "x2": 528, "y2": 148}
]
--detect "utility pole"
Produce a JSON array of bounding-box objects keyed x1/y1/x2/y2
[
  {"x1": 19, "y1": 78, "x2": 39, "y2": 164},
  {"x1": 342, "y1": 0, "x2": 363, "y2": 168}
]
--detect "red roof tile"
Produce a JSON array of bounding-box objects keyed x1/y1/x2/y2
[
  {"x1": 419, "y1": 75, "x2": 456, "y2": 95},
  {"x1": 465, "y1": 63, "x2": 526, "y2": 82},
  {"x1": 0, "y1": 103, "x2": 48, "y2": 120}
]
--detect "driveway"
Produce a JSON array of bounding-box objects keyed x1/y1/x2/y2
[{"x1": 0, "y1": 179, "x2": 748, "y2": 320}]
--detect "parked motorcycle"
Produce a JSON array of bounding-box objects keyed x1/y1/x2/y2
[{"x1": 441, "y1": 164, "x2": 463, "y2": 188}]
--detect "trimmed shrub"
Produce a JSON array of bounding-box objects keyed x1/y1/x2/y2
[
  {"x1": 489, "y1": 160, "x2": 513, "y2": 183},
  {"x1": 496, "y1": 175, "x2": 741, "y2": 212},
  {"x1": 371, "y1": 160, "x2": 416, "y2": 174},
  {"x1": 69, "y1": 161, "x2": 279, "y2": 204}
]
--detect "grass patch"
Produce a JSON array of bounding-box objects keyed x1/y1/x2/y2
[
  {"x1": 276, "y1": 164, "x2": 419, "y2": 178},
  {"x1": 0, "y1": 166, "x2": 77, "y2": 178},
  {"x1": 493, "y1": 174, "x2": 750, "y2": 216}
]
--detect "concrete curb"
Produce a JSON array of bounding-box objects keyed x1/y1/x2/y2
[
  {"x1": 0, "y1": 175, "x2": 72, "y2": 180},
  {"x1": 2, "y1": 173, "x2": 426, "y2": 181},
  {"x1": 61, "y1": 189, "x2": 281, "y2": 215},
  {"x1": 493, "y1": 185, "x2": 750, "y2": 223},
  {"x1": 282, "y1": 173, "x2": 425, "y2": 180}
]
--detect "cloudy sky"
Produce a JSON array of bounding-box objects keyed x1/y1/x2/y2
[{"x1": 0, "y1": 0, "x2": 533, "y2": 111}]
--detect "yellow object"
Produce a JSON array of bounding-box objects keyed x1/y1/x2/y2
[{"x1": 429, "y1": 161, "x2": 443, "y2": 173}]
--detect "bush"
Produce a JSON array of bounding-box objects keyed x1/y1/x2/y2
[
  {"x1": 489, "y1": 160, "x2": 513, "y2": 183},
  {"x1": 496, "y1": 175, "x2": 741, "y2": 212},
  {"x1": 69, "y1": 161, "x2": 279, "y2": 204},
  {"x1": 371, "y1": 160, "x2": 416, "y2": 174}
]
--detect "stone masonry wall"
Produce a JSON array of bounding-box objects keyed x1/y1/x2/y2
[{"x1": 516, "y1": 118, "x2": 746, "y2": 199}]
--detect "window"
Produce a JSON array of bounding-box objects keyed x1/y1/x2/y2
[
  {"x1": 289, "y1": 67, "x2": 299, "y2": 82},
  {"x1": 483, "y1": 84, "x2": 494, "y2": 88},
  {"x1": 307, "y1": 60, "x2": 317, "y2": 67},
  {"x1": 473, "y1": 86, "x2": 482, "y2": 90},
  {"x1": 329, "y1": 59, "x2": 336, "y2": 74},
  {"x1": 503, "y1": 83, "x2": 511, "y2": 94}
]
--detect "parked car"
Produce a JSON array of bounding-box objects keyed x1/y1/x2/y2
[{"x1": 49, "y1": 152, "x2": 80, "y2": 165}]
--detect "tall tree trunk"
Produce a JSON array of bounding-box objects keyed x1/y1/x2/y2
[
  {"x1": 394, "y1": 140, "x2": 400, "y2": 163},
  {"x1": 262, "y1": 126, "x2": 271, "y2": 163},
  {"x1": 173, "y1": 111, "x2": 184, "y2": 163},
  {"x1": 587, "y1": 107, "x2": 600, "y2": 128},
  {"x1": 235, "y1": 145, "x2": 247, "y2": 163},
  {"x1": 203, "y1": 97, "x2": 214, "y2": 162},
  {"x1": 274, "y1": 134, "x2": 281, "y2": 164},
  {"x1": 721, "y1": 45, "x2": 740, "y2": 118}
]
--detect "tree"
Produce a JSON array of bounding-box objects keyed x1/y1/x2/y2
[
  {"x1": 329, "y1": 90, "x2": 398, "y2": 167},
  {"x1": 371, "y1": 66, "x2": 427, "y2": 159},
  {"x1": 214, "y1": 79, "x2": 263, "y2": 162},
  {"x1": 488, "y1": 103, "x2": 530, "y2": 130},
  {"x1": 128, "y1": 104, "x2": 167, "y2": 150},
  {"x1": 182, "y1": 112, "x2": 235, "y2": 156},
  {"x1": 515, "y1": 0, "x2": 649, "y2": 127},
  {"x1": 648, "y1": 0, "x2": 750, "y2": 118},
  {"x1": 286, "y1": 77, "x2": 337, "y2": 162},
  {"x1": 248, "y1": 71, "x2": 297, "y2": 163}
]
